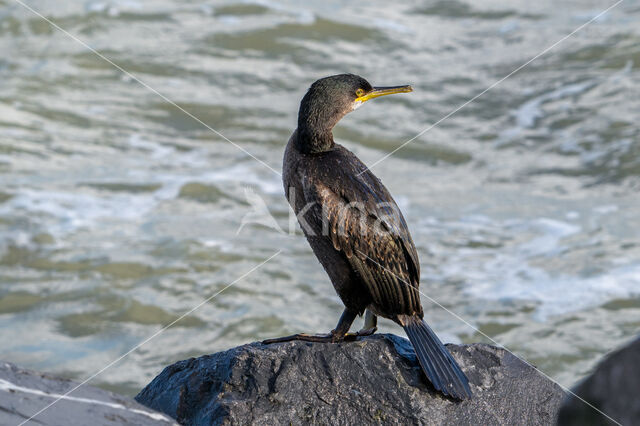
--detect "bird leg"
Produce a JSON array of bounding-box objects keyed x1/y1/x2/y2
[
  {"x1": 263, "y1": 309, "x2": 365, "y2": 344},
  {"x1": 357, "y1": 310, "x2": 378, "y2": 336}
]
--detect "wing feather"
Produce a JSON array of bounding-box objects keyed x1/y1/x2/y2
[{"x1": 308, "y1": 172, "x2": 422, "y2": 316}]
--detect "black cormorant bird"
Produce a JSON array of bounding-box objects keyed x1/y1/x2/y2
[{"x1": 265, "y1": 74, "x2": 472, "y2": 400}]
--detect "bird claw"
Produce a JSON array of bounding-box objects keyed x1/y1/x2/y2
[
  {"x1": 356, "y1": 326, "x2": 377, "y2": 337},
  {"x1": 262, "y1": 333, "x2": 335, "y2": 344},
  {"x1": 262, "y1": 327, "x2": 376, "y2": 345},
  {"x1": 335, "y1": 327, "x2": 378, "y2": 342},
  {"x1": 341, "y1": 327, "x2": 377, "y2": 341}
]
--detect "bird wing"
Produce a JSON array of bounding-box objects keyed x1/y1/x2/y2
[{"x1": 304, "y1": 147, "x2": 422, "y2": 316}]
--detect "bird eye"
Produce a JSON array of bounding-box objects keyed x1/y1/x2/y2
[{"x1": 355, "y1": 88, "x2": 365, "y2": 97}]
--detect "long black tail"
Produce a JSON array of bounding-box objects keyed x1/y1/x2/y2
[{"x1": 402, "y1": 315, "x2": 472, "y2": 400}]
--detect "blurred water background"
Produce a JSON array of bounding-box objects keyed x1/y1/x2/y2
[{"x1": 1, "y1": 0, "x2": 639, "y2": 396}]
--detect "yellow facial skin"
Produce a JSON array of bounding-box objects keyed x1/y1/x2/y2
[{"x1": 354, "y1": 85, "x2": 413, "y2": 103}]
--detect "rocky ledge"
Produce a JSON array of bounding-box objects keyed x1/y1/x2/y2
[
  {"x1": 557, "y1": 336, "x2": 640, "y2": 426},
  {"x1": 136, "y1": 334, "x2": 565, "y2": 425},
  {"x1": 0, "y1": 361, "x2": 176, "y2": 426}
]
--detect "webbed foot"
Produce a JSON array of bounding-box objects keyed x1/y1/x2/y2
[{"x1": 262, "y1": 333, "x2": 336, "y2": 344}]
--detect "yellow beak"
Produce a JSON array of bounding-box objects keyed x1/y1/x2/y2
[{"x1": 355, "y1": 85, "x2": 413, "y2": 103}]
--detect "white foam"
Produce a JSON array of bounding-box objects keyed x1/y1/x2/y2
[
  {"x1": 593, "y1": 204, "x2": 618, "y2": 214},
  {"x1": 0, "y1": 155, "x2": 280, "y2": 245},
  {"x1": 566, "y1": 211, "x2": 580, "y2": 220},
  {"x1": 465, "y1": 261, "x2": 640, "y2": 320},
  {"x1": 0, "y1": 189, "x2": 154, "y2": 236},
  {"x1": 371, "y1": 18, "x2": 412, "y2": 34},
  {"x1": 516, "y1": 218, "x2": 580, "y2": 257},
  {"x1": 513, "y1": 80, "x2": 595, "y2": 129},
  {"x1": 423, "y1": 215, "x2": 640, "y2": 320},
  {"x1": 249, "y1": 0, "x2": 316, "y2": 24}
]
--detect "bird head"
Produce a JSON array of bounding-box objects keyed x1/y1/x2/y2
[{"x1": 297, "y1": 74, "x2": 412, "y2": 154}]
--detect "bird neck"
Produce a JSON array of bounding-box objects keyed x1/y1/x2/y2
[
  {"x1": 296, "y1": 91, "x2": 343, "y2": 154},
  {"x1": 295, "y1": 124, "x2": 334, "y2": 154}
]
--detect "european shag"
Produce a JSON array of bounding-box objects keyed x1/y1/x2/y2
[{"x1": 265, "y1": 74, "x2": 472, "y2": 400}]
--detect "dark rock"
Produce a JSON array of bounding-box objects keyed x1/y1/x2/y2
[
  {"x1": 557, "y1": 336, "x2": 640, "y2": 426},
  {"x1": 136, "y1": 334, "x2": 565, "y2": 425},
  {"x1": 0, "y1": 361, "x2": 176, "y2": 425}
]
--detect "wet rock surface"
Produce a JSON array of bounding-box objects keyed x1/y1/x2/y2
[
  {"x1": 136, "y1": 334, "x2": 565, "y2": 425},
  {"x1": 557, "y1": 336, "x2": 640, "y2": 426},
  {"x1": 0, "y1": 361, "x2": 176, "y2": 426}
]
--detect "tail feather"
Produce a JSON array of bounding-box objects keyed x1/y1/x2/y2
[{"x1": 402, "y1": 315, "x2": 472, "y2": 400}]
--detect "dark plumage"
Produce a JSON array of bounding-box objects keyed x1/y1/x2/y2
[{"x1": 267, "y1": 74, "x2": 471, "y2": 400}]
